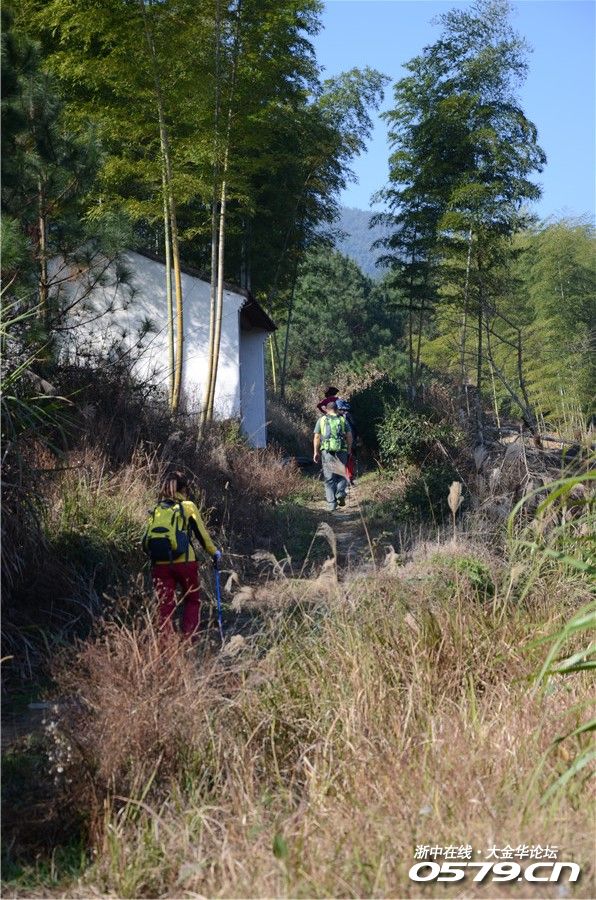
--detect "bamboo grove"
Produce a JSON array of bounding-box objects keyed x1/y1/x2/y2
[
  {"x1": 2, "y1": 0, "x2": 593, "y2": 430},
  {"x1": 2, "y1": 0, "x2": 385, "y2": 421},
  {"x1": 373, "y1": 0, "x2": 594, "y2": 432}
]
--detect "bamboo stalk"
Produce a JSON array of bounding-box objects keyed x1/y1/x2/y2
[
  {"x1": 201, "y1": 0, "x2": 221, "y2": 431},
  {"x1": 162, "y1": 166, "x2": 174, "y2": 406},
  {"x1": 459, "y1": 227, "x2": 473, "y2": 388},
  {"x1": 37, "y1": 179, "x2": 48, "y2": 329},
  {"x1": 204, "y1": 19, "x2": 238, "y2": 423},
  {"x1": 279, "y1": 257, "x2": 299, "y2": 401},
  {"x1": 206, "y1": 168, "x2": 228, "y2": 420},
  {"x1": 139, "y1": 0, "x2": 184, "y2": 413},
  {"x1": 269, "y1": 335, "x2": 277, "y2": 394}
]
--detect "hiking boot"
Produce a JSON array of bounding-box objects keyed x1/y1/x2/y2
[
  {"x1": 337, "y1": 495, "x2": 346, "y2": 507},
  {"x1": 327, "y1": 502, "x2": 337, "y2": 512}
]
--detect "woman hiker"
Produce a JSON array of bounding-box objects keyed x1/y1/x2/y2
[
  {"x1": 143, "y1": 470, "x2": 221, "y2": 638},
  {"x1": 313, "y1": 400, "x2": 353, "y2": 512}
]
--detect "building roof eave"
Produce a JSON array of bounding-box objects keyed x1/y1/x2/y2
[{"x1": 240, "y1": 296, "x2": 276, "y2": 333}]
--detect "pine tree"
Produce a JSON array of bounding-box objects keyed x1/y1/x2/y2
[
  {"x1": 2, "y1": 3, "x2": 128, "y2": 339},
  {"x1": 285, "y1": 247, "x2": 403, "y2": 388}
]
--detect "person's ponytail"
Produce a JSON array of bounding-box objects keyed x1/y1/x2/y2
[{"x1": 159, "y1": 470, "x2": 188, "y2": 500}]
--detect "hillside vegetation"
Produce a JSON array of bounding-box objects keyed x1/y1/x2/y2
[
  {"x1": 2, "y1": 361, "x2": 594, "y2": 897},
  {"x1": 334, "y1": 206, "x2": 390, "y2": 278},
  {"x1": 2, "y1": 0, "x2": 594, "y2": 897}
]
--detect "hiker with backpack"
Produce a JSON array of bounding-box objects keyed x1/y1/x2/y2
[
  {"x1": 313, "y1": 400, "x2": 353, "y2": 512},
  {"x1": 143, "y1": 470, "x2": 221, "y2": 638},
  {"x1": 317, "y1": 386, "x2": 357, "y2": 483}
]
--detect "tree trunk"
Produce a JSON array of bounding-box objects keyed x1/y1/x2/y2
[
  {"x1": 475, "y1": 262, "x2": 484, "y2": 445},
  {"x1": 414, "y1": 269, "x2": 429, "y2": 387},
  {"x1": 157, "y1": 109, "x2": 183, "y2": 412},
  {"x1": 406, "y1": 232, "x2": 418, "y2": 401},
  {"x1": 459, "y1": 228, "x2": 473, "y2": 387},
  {"x1": 201, "y1": 198, "x2": 219, "y2": 427},
  {"x1": 206, "y1": 165, "x2": 228, "y2": 421},
  {"x1": 201, "y1": 0, "x2": 221, "y2": 431},
  {"x1": 162, "y1": 167, "x2": 175, "y2": 406},
  {"x1": 489, "y1": 358, "x2": 501, "y2": 430},
  {"x1": 240, "y1": 217, "x2": 251, "y2": 290},
  {"x1": 279, "y1": 257, "x2": 299, "y2": 401},
  {"x1": 161, "y1": 139, "x2": 183, "y2": 413},
  {"x1": 515, "y1": 324, "x2": 540, "y2": 441},
  {"x1": 269, "y1": 335, "x2": 278, "y2": 394},
  {"x1": 37, "y1": 179, "x2": 49, "y2": 330},
  {"x1": 272, "y1": 332, "x2": 283, "y2": 387},
  {"x1": 407, "y1": 302, "x2": 415, "y2": 401},
  {"x1": 476, "y1": 287, "x2": 483, "y2": 395},
  {"x1": 203, "y1": 2, "x2": 239, "y2": 424},
  {"x1": 484, "y1": 316, "x2": 540, "y2": 439},
  {"x1": 139, "y1": 0, "x2": 184, "y2": 413}
]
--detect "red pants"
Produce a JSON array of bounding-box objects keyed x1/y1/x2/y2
[{"x1": 152, "y1": 561, "x2": 202, "y2": 637}]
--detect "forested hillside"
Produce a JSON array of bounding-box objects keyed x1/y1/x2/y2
[
  {"x1": 2, "y1": 0, "x2": 594, "y2": 896},
  {"x1": 334, "y1": 205, "x2": 390, "y2": 277}
]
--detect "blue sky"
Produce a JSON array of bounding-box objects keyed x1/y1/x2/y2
[{"x1": 312, "y1": 0, "x2": 595, "y2": 222}]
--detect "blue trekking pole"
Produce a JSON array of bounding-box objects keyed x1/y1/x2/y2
[{"x1": 212, "y1": 551, "x2": 224, "y2": 643}]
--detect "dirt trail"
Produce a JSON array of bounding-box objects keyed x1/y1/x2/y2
[{"x1": 306, "y1": 484, "x2": 375, "y2": 573}]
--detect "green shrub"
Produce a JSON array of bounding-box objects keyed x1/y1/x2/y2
[
  {"x1": 348, "y1": 377, "x2": 402, "y2": 455},
  {"x1": 219, "y1": 418, "x2": 244, "y2": 446},
  {"x1": 377, "y1": 403, "x2": 454, "y2": 468},
  {"x1": 453, "y1": 556, "x2": 495, "y2": 597},
  {"x1": 45, "y1": 464, "x2": 150, "y2": 595}
]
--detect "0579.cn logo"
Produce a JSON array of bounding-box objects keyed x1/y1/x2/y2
[
  {"x1": 409, "y1": 861, "x2": 580, "y2": 884},
  {"x1": 409, "y1": 845, "x2": 580, "y2": 884}
]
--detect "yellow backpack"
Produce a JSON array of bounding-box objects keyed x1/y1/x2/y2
[{"x1": 142, "y1": 500, "x2": 189, "y2": 563}]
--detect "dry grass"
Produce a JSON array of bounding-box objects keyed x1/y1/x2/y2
[
  {"x1": 49, "y1": 619, "x2": 220, "y2": 814},
  {"x1": 36, "y1": 552, "x2": 594, "y2": 899},
  {"x1": 2, "y1": 415, "x2": 304, "y2": 684},
  {"x1": 267, "y1": 397, "x2": 313, "y2": 457},
  {"x1": 3, "y1": 372, "x2": 593, "y2": 896},
  {"x1": 226, "y1": 447, "x2": 303, "y2": 506}
]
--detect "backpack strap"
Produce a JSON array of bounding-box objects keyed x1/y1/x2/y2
[
  {"x1": 160, "y1": 499, "x2": 190, "y2": 563},
  {"x1": 177, "y1": 500, "x2": 190, "y2": 562}
]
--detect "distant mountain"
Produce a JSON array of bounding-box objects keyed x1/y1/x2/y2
[{"x1": 333, "y1": 206, "x2": 391, "y2": 279}]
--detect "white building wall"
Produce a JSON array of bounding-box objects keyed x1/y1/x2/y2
[
  {"x1": 239, "y1": 328, "x2": 267, "y2": 448},
  {"x1": 54, "y1": 251, "x2": 244, "y2": 418}
]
